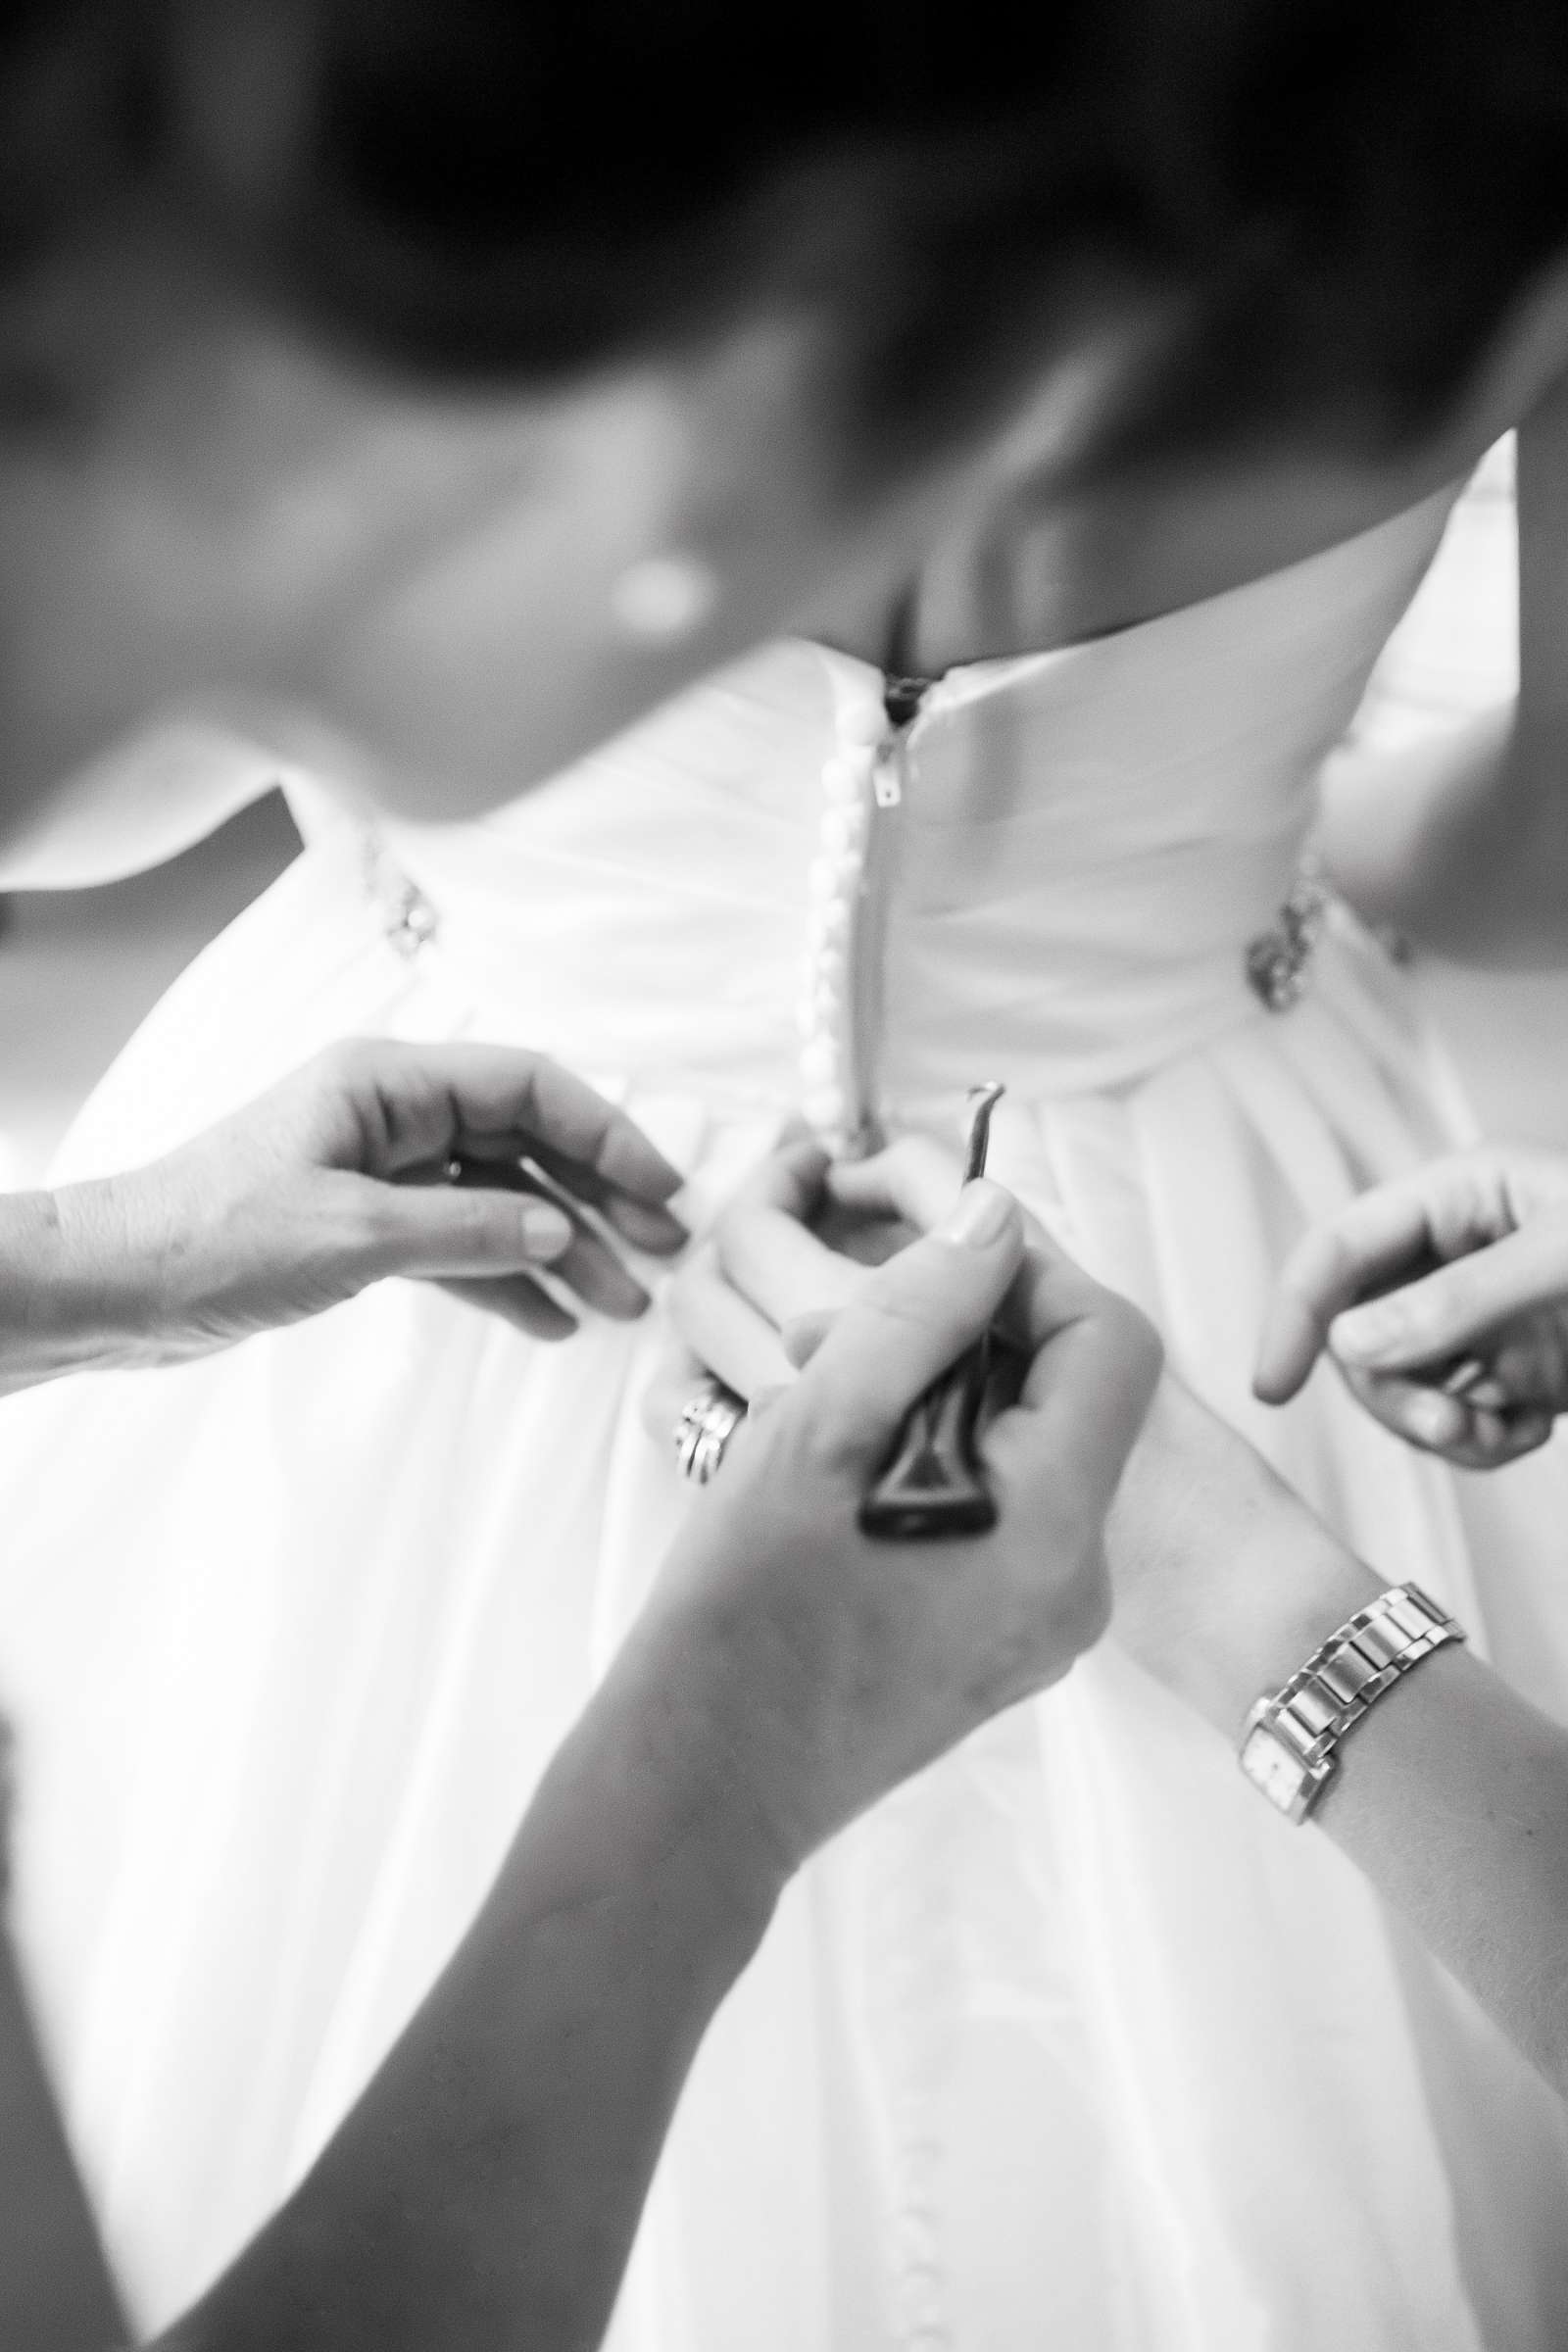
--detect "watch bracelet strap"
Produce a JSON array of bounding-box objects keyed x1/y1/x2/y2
[{"x1": 1250, "y1": 1581, "x2": 1465, "y2": 1773}]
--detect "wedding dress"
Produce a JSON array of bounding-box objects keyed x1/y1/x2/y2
[{"x1": 6, "y1": 483, "x2": 1568, "y2": 2350}]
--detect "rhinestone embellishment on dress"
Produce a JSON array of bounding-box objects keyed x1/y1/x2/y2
[
  {"x1": 1246, "y1": 858, "x2": 1328, "y2": 1012},
  {"x1": 360, "y1": 828, "x2": 439, "y2": 960}
]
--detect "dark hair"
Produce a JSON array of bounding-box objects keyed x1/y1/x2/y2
[{"x1": 5, "y1": 0, "x2": 1568, "y2": 470}]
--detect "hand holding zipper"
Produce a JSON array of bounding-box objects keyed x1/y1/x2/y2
[{"x1": 859, "y1": 1083, "x2": 1006, "y2": 1539}]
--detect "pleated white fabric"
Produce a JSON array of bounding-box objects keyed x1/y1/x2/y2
[{"x1": 6, "y1": 485, "x2": 1568, "y2": 2348}]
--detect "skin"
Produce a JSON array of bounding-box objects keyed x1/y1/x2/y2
[
  {"x1": 1315, "y1": 368, "x2": 1568, "y2": 968},
  {"x1": 1255, "y1": 1140, "x2": 1568, "y2": 1464},
  {"x1": 0, "y1": 191, "x2": 1167, "y2": 860},
  {"x1": 1109, "y1": 1381, "x2": 1568, "y2": 2103},
  {"x1": 673, "y1": 1136, "x2": 1568, "y2": 2102},
  {"x1": 810, "y1": 263, "x2": 1568, "y2": 686},
  {"x1": 8, "y1": 165, "x2": 1568, "y2": 892},
  {"x1": 0, "y1": 1040, "x2": 691, "y2": 1398}
]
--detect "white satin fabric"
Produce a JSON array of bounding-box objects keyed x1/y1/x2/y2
[{"x1": 7, "y1": 486, "x2": 1568, "y2": 2348}]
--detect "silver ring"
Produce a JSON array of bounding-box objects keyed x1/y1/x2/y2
[{"x1": 672, "y1": 1377, "x2": 747, "y2": 1487}]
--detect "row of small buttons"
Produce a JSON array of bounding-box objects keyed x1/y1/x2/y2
[{"x1": 796, "y1": 683, "x2": 888, "y2": 1153}]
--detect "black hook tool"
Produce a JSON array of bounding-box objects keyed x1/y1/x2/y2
[{"x1": 859, "y1": 1083, "x2": 1005, "y2": 1540}]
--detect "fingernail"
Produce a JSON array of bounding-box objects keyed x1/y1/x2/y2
[
  {"x1": 628, "y1": 1201, "x2": 689, "y2": 1252},
  {"x1": 520, "y1": 1200, "x2": 572, "y2": 1258},
  {"x1": 1330, "y1": 1303, "x2": 1401, "y2": 1364},
  {"x1": 941, "y1": 1179, "x2": 1013, "y2": 1250},
  {"x1": 1404, "y1": 1389, "x2": 1461, "y2": 1447}
]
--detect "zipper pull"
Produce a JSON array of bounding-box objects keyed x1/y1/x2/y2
[
  {"x1": 873, "y1": 672, "x2": 931, "y2": 809},
  {"x1": 871, "y1": 732, "x2": 905, "y2": 808}
]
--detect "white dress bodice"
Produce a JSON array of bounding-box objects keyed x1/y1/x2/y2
[{"x1": 349, "y1": 485, "x2": 1458, "y2": 1133}]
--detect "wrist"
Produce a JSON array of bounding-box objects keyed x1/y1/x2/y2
[
  {"x1": 1149, "y1": 1503, "x2": 1382, "y2": 1740},
  {"x1": 0, "y1": 1180, "x2": 167, "y2": 1392},
  {"x1": 627, "y1": 1598, "x2": 802, "y2": 1928}
]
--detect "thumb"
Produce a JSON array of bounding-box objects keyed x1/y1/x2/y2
[
  {"x1": 352, "y1": 1176, "x2": 574, "y2": 1280},
  {"x1": 1331, "y1": 1215, "x2": 1568, "y2": 1371},
  {"x1": 787, "y1": 1181, "x2": 1024, "y2": 1465}
]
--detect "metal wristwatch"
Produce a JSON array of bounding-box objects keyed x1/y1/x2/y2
[{"x1": 1239, "y1": 1582, "x2": 1465, "y2": 1824}]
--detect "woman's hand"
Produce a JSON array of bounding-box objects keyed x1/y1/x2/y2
[
  {"x1": 637, "y1": 1175, "x2": 1161, "y2": 1868},
  {"x1": 1253, "y1": 1144, "x2": 1568, "y2": 1467},
  {"x1": 2, "y1": 1039, "x2": 687, "y2": 1392},
  {"x1": 657, "y1": 1131, "x2": 1374, "y2": 1740},
  {"x1": 649, "y1": 1131, "x2": 978, "y2": 1429}
]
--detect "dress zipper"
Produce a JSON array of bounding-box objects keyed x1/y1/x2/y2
[{"x1": 846, "y1": 667, "x2": 932, "y2": 1152}]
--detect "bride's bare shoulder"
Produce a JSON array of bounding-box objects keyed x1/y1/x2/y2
[{"x1": 819, "y1": 444, "x2": 1481, "y2": 673}]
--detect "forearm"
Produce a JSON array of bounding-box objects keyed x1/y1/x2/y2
[
  {"x1": 0, "y1": 1182, "x2": 171, "y2": 1396},
  {"x1": 1320, "y1": 703, "x2": 1568, "y2": 967},
  {"x1": 154, "y1": 1613, "x2": 783, "y2": 2352},
  {"x1": 1143, "y1": 1503, "x2": 1568, "y2": 2098},
  {"x1": 1318, "y1": 1643, "x2": 1568, "y2": 2093}
]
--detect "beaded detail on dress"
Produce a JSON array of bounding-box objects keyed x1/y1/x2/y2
[
  {"x1": 358, "y1": 828, "x2": 439, "y2": 960},
  {"x1": 1245, "y1": 855, "x2": 1329, "y2": 1012}
]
